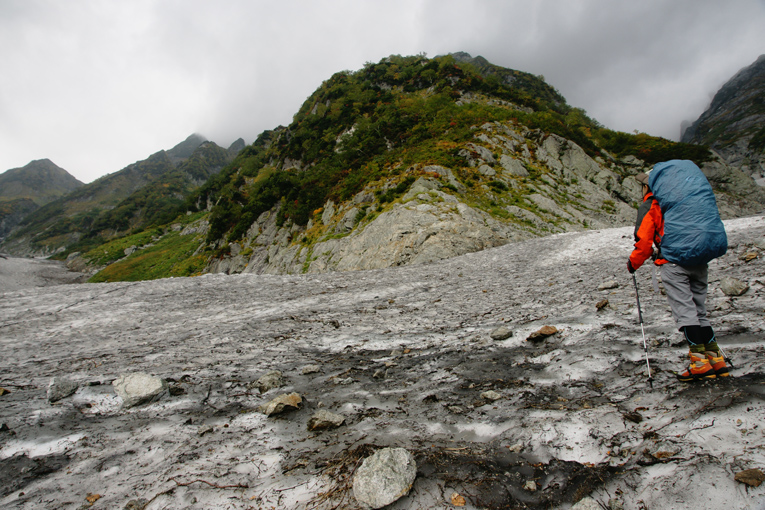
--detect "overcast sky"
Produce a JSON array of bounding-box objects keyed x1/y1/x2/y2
[{"x1": 1, "y1": 0, "x2": 764, "y2": 183}]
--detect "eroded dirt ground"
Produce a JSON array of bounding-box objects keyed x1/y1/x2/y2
[{"x1": 1, "y1": 217, "x2": 764, "y2": 509}]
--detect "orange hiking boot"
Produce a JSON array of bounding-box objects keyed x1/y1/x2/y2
[
  {"x1": 705, "y1": 346, "x2": 730, "y2": 378},
  {"x1": 677, "y1": 351, "x2": 716, "y2": 382}
]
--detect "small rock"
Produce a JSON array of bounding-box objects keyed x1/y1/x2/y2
[
  {"x1": 198, "y1": 425, "x2": 214, "y2": 436},
  {"x1": 0, "y1": 387, "x2": 10, "y2": 396},
  {"x1": 598, "y1": 280, "x2": 619, "y2": 291},
  {"x1": 523, "y1": 480, "x2": 537, "y2": 491},
  {"x1": 740, "y1": 252, "x2": 758, "y2": 262},
  {"x1": 47, "y1": 377, "x2": 79, "y2": 403},
  {"x1": 373, "y1": 369, "x2": 386, "y2": 379},
  {"x1": 755, "y1": 239, "x2": 765, "y2": 250},
  {"x1": 260, "y1": 392, "x2": 302, "y2": 417},
  {"x1": 735, "y1": 468, "x2": 765, "y2": 487},
  {"x1": 507, "y1": 442, "x2": 523, "y2": 453},
  {"x1": 481, "y1": 390, "x2": 502, "y2": 401},
  {"x1": 527, "y1": 325, "x2": 558, "y2": 342},
  {"x1": 608, "y1": 498, "x2": 624, "y2": 510},
  {"x1": 124, "y1": 499, "x2": 148, "y2": 510},
  {"x1": 648, "y1": 441, "x2": 681, "y2": 459},
  {"x1": 252, "y1": 370, "x2": 284, "y2": 393},
  {"x1": 623, "y1": 411, "x2": 642, "y2": 423},
  {"x1": 0, "y1": 423, "x2": 10, "y2": 433},
  {"x1": 572, "y1": 497, "x2": 601, "y2": 510},
  {"x1": 490, "y1": 326, "x2": 513, "y2": 340},
  {"x1": 301, "y1": 365, "x2": 321, "y2": 375},
  {"x1": 450, "y1": 492, "x2": 466, "y2": 506},
  {"x1": 307, "y1": 409, "x2": 345, "y2": 431},
  {"x1": 596, "y1": 299, "x2": 609, "y2": 311},
  {"x1": 720, "y1": 277, "x2": 749, "y2": 296},
  {"x1": 353, "y1": 447, "x2": 417, "y2": 509},
  {"x1": 112, "y1": 372, "x2": 168, "y2": 408}
]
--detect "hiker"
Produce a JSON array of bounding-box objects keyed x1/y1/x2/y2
[{"x1": 627, "y1": 161, "x2": 730, "y2": 382}]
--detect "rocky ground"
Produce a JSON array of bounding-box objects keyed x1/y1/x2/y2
[{"x1": 0, "y1": 216, "x2": 764, "y2": 510}]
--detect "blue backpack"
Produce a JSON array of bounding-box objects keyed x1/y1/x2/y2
[{"x1": 648, "y1": 160, "x2": 727, "y2": 266}]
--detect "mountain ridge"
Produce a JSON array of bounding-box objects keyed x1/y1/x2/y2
[
  {"x1": 682, "y1": 54, "x2": 765, "y2": 183},
  {"x1": 80, "y1": 53, "x2": 764, "y2": 282},
  {"x1": 0, "y1": 135, "x2": 243, "y2": 257}
]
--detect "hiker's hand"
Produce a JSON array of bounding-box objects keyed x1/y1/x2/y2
[{"x1": 627, "y1": 260, "x2": 636, "y2": 273}]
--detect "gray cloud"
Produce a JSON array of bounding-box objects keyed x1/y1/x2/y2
[{"x1": 1, "y1": 0, "x2": 764, "y2": 183}]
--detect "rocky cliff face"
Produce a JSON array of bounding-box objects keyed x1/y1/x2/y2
[
  {"x1": 206, "y1": 120, "x2": 759, "y2": 276},
  {"x1": 682, "y1": 54, "x2": 765, "y2": 184}
]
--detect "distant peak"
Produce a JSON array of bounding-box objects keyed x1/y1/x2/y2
[{"x1": 167, "y1": 134, "x2": 208, "y2": 163}]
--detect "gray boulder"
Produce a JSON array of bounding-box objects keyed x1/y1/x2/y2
[
  {"x1": 307, "y1": 409, "x2": 346, "y2": 431},
  {"x1": 112, "y1": 373, "x2": 168, "y2": 408},
  {"x1": 47, "y1": 378, "x2": 78, "y2": 403},
  {"x1": 353, "y1": 447, "x2": 417, "y2": 509},
  {"x1": 260, "y1": 393, "x2": 302, "y2": 417},
  {"x1": 252, "y1": 370, "x2": 284, "y2": 393},
  {"x1": 720, "y1": 277, "x2": 750, "y2": 296},
  {"x1": 572, "y1": 497, "x2": 602, "y2": 510},
  {"x1": 490, "y1": 326, "x2": 513, "y2": 340}
]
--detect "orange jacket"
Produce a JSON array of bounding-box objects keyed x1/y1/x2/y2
[{"x1": 629, "y1": 192, "x2": 668, "y2": 270}]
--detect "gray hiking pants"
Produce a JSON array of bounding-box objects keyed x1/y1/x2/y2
[{"x1": 661, "y1": 263, "x2": 711, "y2": 329}]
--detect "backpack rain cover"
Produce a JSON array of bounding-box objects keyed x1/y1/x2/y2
[{"x1": 648, "y1": 160, "x2": 727, "y2": 266}]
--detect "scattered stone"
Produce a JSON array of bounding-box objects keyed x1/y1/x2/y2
[
  {"x1": 252, "y1": 370, "x2": 284, "y2": 393},
  {"x1": 168, "y1": 385, "x2": 185, "y2": 396},
  {"x1": 260, "y1": 392, "x2": 302, "y2": 417},
  {"x1": 598, "y1": 280, "x2": 619, "y2": 291},
  {"x1": 527, "y1": 325, "x2": 558, "y2": 342},
  {"x1": 523, "y1": 480, "x2": 537, "y2": 491},
  {"x1": 372, "y1": 369, "x2": 386, "y2": 379},
  {"x1": 720, "y1": 277, "x2": 749, "y2": 296},
  {"x1": 623, "y1": 411, "x2": 643, "y2": 423},
  {"x1": 0, "y1": 423, "x2": 10, "y2": 433},
  {"x1": 448, "y1": 405, "x2": 464, "y2": 414},
  {"x1": 609, "y1": 498, "x2": 624, "y2": 510},
  {"x1": 481, "y1": 390, "x2": 502, "y2": 401},
  {"x1": 596, "y1": 299, "x2": 609, "y2": 311},
  {"x1": 572, "y1": 497, "x2": 601, "y2": 510},
  {"x1": 507, "y1": 442, "x2": 523, "y2": 453},
  {"x1": 47, "y1": 377, "x2": 79, "y2": 403},
  {"x1": 198, "y1": 425, "x2": 214, "y2": 437},
  {"x1": 490, "y1": 325, "x2": 513, "y2": 340},
  {"x1": 353, "y1": 447, "x2": 417, "y2": 509},
  {"x1": 740, "y1": 251, "x2": 758, "y2": 262},
  {"x1": 112, "y1": 372, "x2": 168, "y2": 408},
  {"x1": 0, "y1": 387, "x2": 10, "y2": 396},
  {"x1": 301, "y1": 365, "x2": 321, "y2": 375},
  {"x1": 756, "y1": 239, "x2": 765, "y2": 250},
  {"x1": 735, "y1": 468, "x2": 765, "y2": 487},
  {"x1": 307, "y1": 409, "x2": 346, "y2": 431},
  {"x1": 450, "y1": 492, "x2": 466, "y2": 506},
  {"x1": 647, "y1": 441, "x2": 681, "y2": 460},
  {"x1": 124, "y1": 499, "x2": 148, "y2": 510}
]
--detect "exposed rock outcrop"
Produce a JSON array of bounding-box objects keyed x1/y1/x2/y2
[
  {"x1": 683, "y1": 54, "x2": 765, "y2": 184},
  {"x1": 206, "y1": 121, "x2": 648, "y2": 276}
]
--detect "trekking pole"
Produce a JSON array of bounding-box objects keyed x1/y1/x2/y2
[
  {"x1": 718, "y1": 345, "x2": 736, "y2": 369},
  {"x1": 632, "y1": 273, "x2": 653, "y2": 388}
]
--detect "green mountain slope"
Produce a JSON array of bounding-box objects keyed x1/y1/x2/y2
[
  {"x1": 1, "y1": 134, "x2": 241, "y2": 256},
  {"x1": 87, "y1": 52, "x2": 751, "y2": 282},
  {"x1": 0, "y1": 158, "x2": 83, "y2": 206}
]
